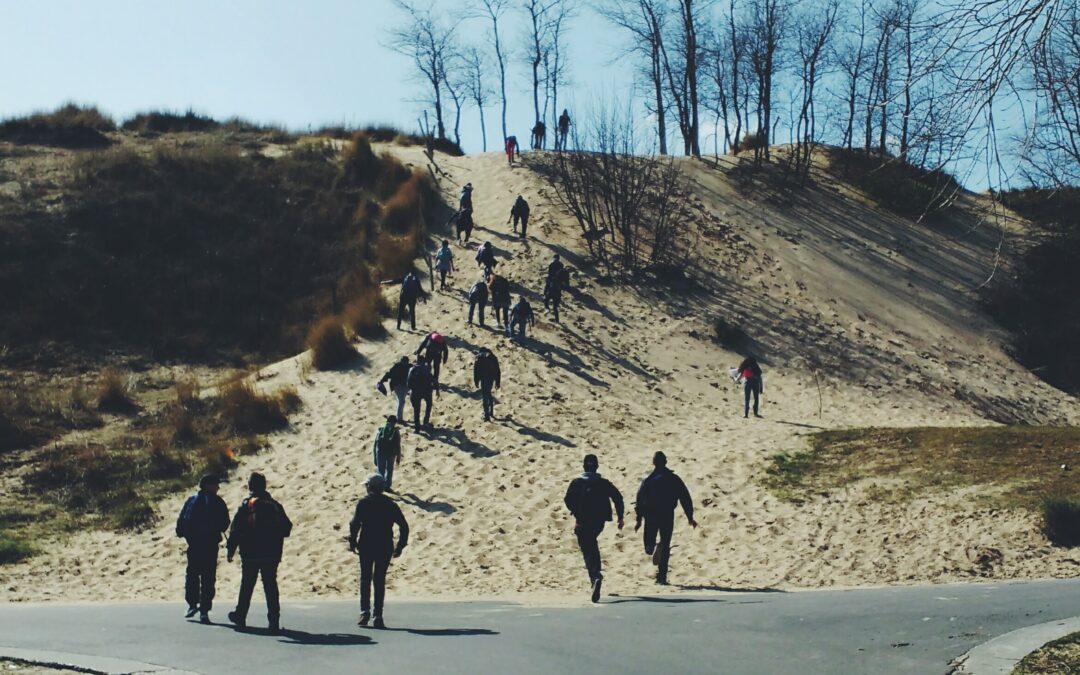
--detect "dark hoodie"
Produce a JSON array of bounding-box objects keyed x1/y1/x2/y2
[
  {"x1": 564, "y1": 472, "x2": 624, "y2": 525},
  {"x1": 635, "y1": 467, "x2": 694, "y2": 521},
  {"x1": 226, "y1": 491, "x2": 293, "y2": 562},
  {"x1": 349, "y1": 493, "x2": 410, "y2": 558},
  {"x1": 473, "y1": 349, "x2": 501, "y2": 388},
  {"x1": 379, "y1": 360, "x2": 411, "y2": 390},
  {"x1": 176, "y1": 489, "x2": 230, "y2": 544}
]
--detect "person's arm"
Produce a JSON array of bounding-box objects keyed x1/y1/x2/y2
[
  {"x1": 441, "y1": 346, "x2": 448, "y2": 365},
  {"x1": 634, "y1": 479, "x2": 647, "y2": 530},
  {"x1": 215, "y1": 496, "x2": 230, "y2": 535},
  {"x1": 348, "y1": 502, "x2": 362, "y2": 552},
  {"x1": 494, "y1": 362, "x2": 501, "y2": 389},
  {"x1": 277, "y1": 501, "x2": 293, "y2": 538},
  {"x1": 226, "y1": 504, "x2": 244, "y2": 561},
  {"x1": 677, "y1": 477, "x2": 697, "y2": 527},
  {"x1": 609, "y1": 482, "x2": 625, "y2": 529},
  {"x1": 563, "y1": 481, "x2": 578, "y2": 519},
  {"x1": 393, "y1": 504, "x2": 410, "y2": 557},
  {"x1": 175, "y1": 497, "x2": 190, "y2": 538}
]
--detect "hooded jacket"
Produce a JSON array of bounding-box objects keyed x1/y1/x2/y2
[
  {"x1": 226, "y1": 491, "x2": 293, "y2": 562},
  {"x1": 416, "y1": 334, "x2": 449, "y2": 365},
  {"x1": 564, "y1": 472, "x2": 624, "y2": 525},
  {"x1": 380, "y1": 360, "x2": 411, "y2": 390},
  {"x1": 349, "y1": 493, "x2": 410, "y2": 558},
  {"x1": 407, "y1": 362, "x2": 433, "y2": 396},
  {"x1": 635, "y1": 467, "x2": 694, "y2": 521},
  {"x1": 176, "y1": 489, "x2": 230, "y2": 545},
  {"x1": 473, "y1": 349, "x2": 501, "y2": 388}
]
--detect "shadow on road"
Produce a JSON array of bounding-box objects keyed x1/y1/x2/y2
[
  {"x1": 278, "y1": 628, "x2": 375, "y2": 646},
  {"x1": 377, "y1": 627, "x2": 499, "y2": 637}
]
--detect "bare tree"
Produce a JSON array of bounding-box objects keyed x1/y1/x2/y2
[
  {"x1": 836, "y1": 0, "x2": 871, "y2": 149},
  {"x1": 746, "y1": 0, "x2": 788, "y2": 161},
  {"x1": 442, "y1": 50, "x2": 467, "y2": 147},
  {"x1": 1023, "y1": 3, "x2": 1080, "y2": 185},
  {"x1": 387, "y1": 0, "x2": 460, "y2": 141},
  {"x1": 545, "y1": 0, "x2": 575, "y2": 138},
  {"x1": 523, "y1": 0, "x2": 554, "y2": 133},
  {"x1": 676, "y1": 0, "x2": 705, "y2": 157},
  {"x1": 474, "y1": 0, "x2": 511, "y2": 142},
  {"x1": 596, "y1": 0, "x2": 671, "y2": 155},
  {"x1": 463, "y1": 46, "x2": 492, "y2": 151},
  {"x1": 792, "y1": 0, "x2": 840, "y2": 175}
]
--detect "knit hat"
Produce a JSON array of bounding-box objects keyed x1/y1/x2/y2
[
  {"x1": 365, "y1": 473, "x2": 386, "y2": 494},
  {"x1": 199, "y1": 474, "x2": 221, "y2": 489}
]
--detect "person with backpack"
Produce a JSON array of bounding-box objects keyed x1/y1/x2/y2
[
  {"x1": 504, "y1": 135, "x2": 519, "y2": 167},
  {"x1": 546, "y1": 253, "x2": 565, "y2": 282},
  {"x1": 472, "y1": 347, "x2": 501, "y2": 421},
  {"x1": 544, "y1": 273, "x2": 564, "y2": 323},
  {"x1": 634, "y1": 451, "x2": 697, "y2": 585},
  {"x1": 736, "y1": 355, "x2": 764, "y2": 418},
  {"x1": 407, "y1": 356, "x2": 434, "y2": 431},
  {"x1": 531, "y1": 120, "x2": 546, "y2": 150},
  {"x1": 476, "y1": 241, "x2": 497, "y2": 276},
  {"x1": 507, "y1": 295, "x2": 535, "y2": 340},
  {"x1": 459, "y1": 182, "x2": 474, "y2": 211},
  {"x1": 434, "y1": 240, "x2": 455, "y2": 290},
  {"x1": 452, "y1": 208, "x2": 475, "y2": 243},
  {"x1": 175, "y1": 473, "x2": 230, "y2": 624},
  {"x1": 564, "y1": 454, "x2": 624, "y2": 603},
  {"x1": 508, "y1": 195, "x2": 530, "y2": 238},
  {"x1": 226, "y1": 472, "x2": 293, "y2": 633},
  {"x1": 488, "y1": 273, "x2": 512, "y2": 329},
  {"x1": 557, "y1": 109, "x2": 571, "y2": 151},
  {"x1": 395, "y1": 272, "x2": 426, "y2": 331},
  {"x1": 377, "y1": 356, "x2": 412, "y2": 421},
  {"x1": 415, "y1": 331, "x2": 449, "y2": 396},
  {"x1": 372, "y1": 415, "x2": 401, "y2": 492},
  {"x1": 349, "y1": 473, "x2": 409, "y2": 630},
  {"x1": 467, "y1": 278, "x2": 488, "y2": 326}
]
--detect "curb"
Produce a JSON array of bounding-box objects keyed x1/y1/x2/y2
[
  {"x1": 949, "y1": 616, "x2": 1080, "y2": 674},
  {"x1": 0, "y1": 646, "x2": 198, "y2": 675}
]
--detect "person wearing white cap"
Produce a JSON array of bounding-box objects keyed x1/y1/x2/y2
[{"x1": 348, "y1": 473, "x2": 409, "y2": 629}]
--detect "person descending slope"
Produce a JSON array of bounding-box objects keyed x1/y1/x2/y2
[
  {"x1": 371, "y1": 415, "x2": 401, "y2": 492},
  {"x1": 467, "y1": 277, "x2": 488, "y2": 326},
  {"x1": 564, "y1": 454, "x2": 624, "y2": 603},
  {"x1": 508, "y1": 195, "x2": 530, "y2": 238},
  {"x1": 414, "y1": 331, "x2": 449, "y2": 397},
  {"x1": 635, "y1": 451, "x2": 697, "y2": 585},
  {"x1": 736, "y1": 355, "x2": 764, "y2": 418},
  {"x1": 406, "y1": 356, "x2": 434, "y2": 431},
  {"x1": 434, "y1": 240, "x2": 455, "y2": 290},
  {"x1": 377, "y1": 356, "x2": 411, "y2": 421},
  {"x1": 348, "y1": 473, "x2": 409, "y2": 630},
  {"x1": 472, "y1": 347, "x2": 501, "y2": 421}
]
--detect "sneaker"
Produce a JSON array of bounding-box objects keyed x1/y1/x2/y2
[
  {"x1": 185, "y1": 606, "x2": 199, "y2": 619},
  {"x1": 591, "y1": 577, "x2": 602, "y2": 603},
  {"x1": 373, "y1": 616, "x2": 386, "y2": 629},
  {"x1": 656, "y1": 574, "x2": 669, "y2": 586},
  {"x1": 199, "y1": 613, "x2": 210, "y2": 625},
  {"x1": 357, "y1": 611, "x2": 370, "y2": 627},
  {"x1": 227, "y1": 611, "x2": 246, "y2": 628},
  {"x1": 651, "y1": 548, "x2": 661, "y2": 566}
]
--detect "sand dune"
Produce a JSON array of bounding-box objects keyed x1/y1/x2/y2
[{"x1": 1, "y1": 147, "x2": 1077, "y2": 606}]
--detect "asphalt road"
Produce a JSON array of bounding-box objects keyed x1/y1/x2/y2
[{"x1": 2, "y1": 579, "x2": 1078, "y2": 674}]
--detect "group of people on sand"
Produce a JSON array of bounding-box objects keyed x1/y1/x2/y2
[{"x1": 504, "y1": 108, "x2": 572, "y2": 166}]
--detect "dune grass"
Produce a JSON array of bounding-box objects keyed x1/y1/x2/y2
[
  {"x1": 765, "y1": 426, "x2": 1080, "y2": 510},
  {"x1": 1013, "y1": 630, "x2": 1080, "y2": 674}
]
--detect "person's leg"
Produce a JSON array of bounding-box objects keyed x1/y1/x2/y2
[
  {"x1": 384, "y1": 459, "x2": 394, "y2": 492},
  {"x1": 744, "y1": 380, "x2": 752, "y2": 418},
  {"x1": 552, "y1": 297, "x2": 559, "y2": 322},
  {"x1": 643, "y1": 517, "x2": 659, "y2": 556},
  {"x1": 657, "y1": 513, "x2": 675, "y2": 583},
  {"x1": 411, "y1": 394, "x2": 421, "y2": 430},
  {"x1": 575, "y1": 523, "x2": 604, "y2": 583},
  {"x1": 234, "y1": 559, "x2": 259, "y2": 621},
  {"x1": 359, "y1": 557, "x2": 374, "y2": 615},
  {"x1": 753, "y1": 380, "x2": 761, "y2": 416},
  {"x1": 432, "y1": 360, "x2": 441, "y2": 395},
  {"x1": 478, "y1": 300, "x2": 486, "y2": 326},
  {"x1": 373, "y1": 554, "x2": 391, "y2": 619},
  {"x1": 197, "y1": 545, "x2": 217, "y2": 614},
  {"x1": 439, "y1": 269, "x2": 447, "y2": 289},
  {"x1": 408, "y1": 301, "x2": 416, "y2": 330},
  {"x1": 468, "y1": 300, "x2": 476, "y2": 324},
  {"x1": 185, "y1": 546, "x2": 201, "y2": 612},
  {"x1": 521, "y1": 214, "x2": 528, "y2": 238},
  {"x1": 422, "y1": 393, "x2": 432, "y2": 425},
  {"x1": 481, "y1": 382, "x2": 493, "y2": 419},
  {"x1": 396, "y1": 300, "x2": 405, "y2": 329},
  {"x1": 261, "y1": 561, "x2": 280, "y2": 627},
  {"x1": 394, "y1": 386, "x2": 407, "y2": 420},
  {"x1": 375, "y1": 450, "x2": 386, "y2": 480}
]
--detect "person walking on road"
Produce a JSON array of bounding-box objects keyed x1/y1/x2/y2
[
  {"x1": 407, "y1": 356, "x2": 434, "y2": 431},
  {"x1": 349, "y1": 473, "x2": 409, "y2": 630},
  {"x1": 508, "y1": 195, "x2": 530, "y2": 238},
  {"x1": 635, "y1": 451, "x2": 696, "y2": 585},
  {"x1": 377, "y1": 356, "x2": 412, "y2": 421},
  {"x1": 507, "y1": 295, "x2": 535, "y2": 340},
  {"x1": 564, "y1": 454, "x2": 624, "y2": 603},
  {"x1": 468, "y1": 278, "x2": 488, "y2": 326},
  {"x1": 434, "y1": 240, "x2": 455, "y2": 290},
  {"x1": 473, "y1": 347, "x2": 501, "y2": 421},
  {"x1": 176, "y1": 474, "x2": 230, "y2": 624},
  {"x1": 415, "y1": 331, "x2": 449, "y2": 397},
  {"x1": 736, "y1": 355, "x2": 764, "y2": 418},
  {"x1": 372, "y1": 415, "x2": 401, "y2": 492},
  {"x1": 488, "y1": 273, "x2": 512, "y2": 329},
  {"x1": 226, "y1": 472, "x2": 293, "y2": 633}
]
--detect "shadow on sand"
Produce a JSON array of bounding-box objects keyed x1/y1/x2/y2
[{"x1": 397, "y1": 492, "x2": 456, "y2": 514}]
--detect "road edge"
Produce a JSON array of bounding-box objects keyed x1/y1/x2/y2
[
  {"x1": 0, "y1": 646, "x2": 198, "y2": 675},
  {"x1": 949, "y1": 616, "x2": 1080, "y2": 674}
]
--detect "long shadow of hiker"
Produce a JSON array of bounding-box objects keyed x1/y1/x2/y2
[
  {"x1": 377, "y1": 627, "x2": 499, "y2": 637},
  {"x1": 398, "y1": 492, "x2": 456, "y2": 514},
  {"x1": 423, "y1": 426, "x2": 498, "y2": 458},
  {"x1": 526, "y1": 337, "x2": 609, "y2": 388},
  {"x1": 501, "y1": 415, "x2": 576, "y2": 447},
  {"x1": 277, "y1": 629, "x2": 375, "y2": 646}
]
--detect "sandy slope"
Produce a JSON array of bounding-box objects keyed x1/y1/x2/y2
[{"x1": 2, "y1": 147, "x2": 1077, "y2": 606}]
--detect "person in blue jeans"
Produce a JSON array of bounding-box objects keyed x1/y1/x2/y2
[
  {"x1": 371, "y1": 415, "x2": 401, "y2": 492},
  {"x1": 736, "y1": 356, "x2": 764, "y2": 418},
  {"x1": 507, "y1": 295, "x2": 534, "y2": 339}
]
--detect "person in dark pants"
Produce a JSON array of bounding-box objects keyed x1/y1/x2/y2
[
  {"x1": 414, "y1": 332, "x2": 449, "y2": 397},
  {"x1": 372, "y1": 415, "x2": 401, "y2": 492},
  {"x1": 476, "y1": 241, "x2": 498, "y2": 277},
  {"x1": 564, "y1": 454, "x2": 624, "y2": 603},
  {"x1": 473, "y1": 347, "x2": 501, "y2": 421},
  {"x1": 736, "y1": 355, "x2": 764, "y2": 418},
  {"x1": 508, "y1": 195, "x2": 530, "y2": 238},
  {"x1": 488, "y1": 273, "x2": 511, "y2": 328},
  {"x1": 395, "y1": 272, "x2": 425, "y2": 330},
  {"x1": 507, "y1": 295, "x2": 534, "y2": 340},
  {"x1": 544, "y1": 274, "x2": 563, "y2": 322},
  {"x1": 349, "y1": 473, "x2": 409, "y2": 629},
  {"x1": 407, "y1": 357, "x2": 434, "y2": 430},
  {"x1": 176, "y1": 474, "x2": 230, "y2": 624},
  {"x1": 226, "y1": 472, "x2": 293, "y2": 633},
  {"x1": 467, "y1": 278, "x2": 488, "y2": 326},
  {"x1": 635, "y1": 451, "x2": 696, "y2": 585},
  {"x1": 451, "y1": 208, "x2": 475, "y2": 243},
  {"x1": 377, "y1": 356, "x2": 412, "y2": 421},
  {"x1": 557, "y1": 109, "x2": 571, "y2": 151}
]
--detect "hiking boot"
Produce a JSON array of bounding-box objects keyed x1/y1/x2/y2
[
  {"x1": 357, "y1": 611, "x2": 370, "y2": 627},
  {"x1": 373, "y1": 616, "x2": 386, "y2": 629},
  {"x1": 656, "y1": 574, "x2": 669, "y2": 586},
  {"x1": 268, "y1": 620, "x2": 281, "y2": 635},
  {"x1": 227, "y1": 611, "x2": 245, "y2": 628},
  {"x1": 185, "y1": 606, "x2": 199, "y2": 619},
  {"x1": 199, "y1": 612, "x2": 211, "y2": 625},
  {"x1": 591, "y1": 577, "x2": 603, "y2": 603},
  {"x1": 754, "y1": 413, "x2": 763, "y2": 418}
]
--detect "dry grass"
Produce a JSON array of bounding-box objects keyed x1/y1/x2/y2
[
  {"x1": 765, "y1": 426, "x2": 1080, "y2": 509},
  {"x1": 307, "y1": 316, "x2": 357, "y2": 370},
  {"x1": 96, "y1": 369, "x2": 136, "y2": 413},
  {"x1": 344, "y1": 289, "x2": 389, "y2": 338},
  {"x1": 0, "y1": 385, "x2": 103, "y2": 453},
  {"x1": 0, "y1": 103, "x2": 114, "y2": 148},
  {"x1": 1014, "y1": 630, "x2": 1080, "y2": 674},
  {"x1": 218, "y1": 379, "x2": 294, "y2": 435}
]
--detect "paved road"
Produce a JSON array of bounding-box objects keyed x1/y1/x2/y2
[{"x1": 2, "y1": 580, "x2": 1078, "y2": 674}]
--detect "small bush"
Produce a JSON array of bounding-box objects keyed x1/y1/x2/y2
[
  {"x1": 713, "y1": 317, "x2": 754, "y2": 354},
  {"x1": 827, "y1": 148, "x2": 959, "y2": 218},
  {"x1": 0, "y1": 533, "x2": 33, "y2": 564},
  {"x1": 112, "y1": 489, "x2": 156, "y2": 530},
  {"x1": 307, "y1": 316, "x2": 356, "y2": 370},
  {"x1": 344, "y1": 289, "x2": 388, "y2": 338},
  {"x1": 96, "y1": 369, "x2": 136, "y2": 413},
  {"x1": 382, "y1": 173, "x2": 426, "y2": 234},
  {"x1": 218, "y1": 379, "x2": 290, "y2": 434},
  {"x1": 341, "y1": 132, "x2": 382, "y2": 187},
  {"x1": 122, "y1": 110, "x2": 220, "y2": 133},
  {"x1": 168, "y1": 405, "x2": 197, "y2": 445},
  {"x1": 198, "y1": 442, "x2": 239, "y2": 478},
  {"x1": 1043, "y1": 496, "x2": 1080, "y2": 547},
  {"x1": 276, "y1": 386, "x2": 302, "y2": 414},
  {"x1": 732, "y1": 131, "x2": 766, "y2": 154}
]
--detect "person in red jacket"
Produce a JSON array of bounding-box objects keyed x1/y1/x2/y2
[
  {"x1": 736, "y1": 355, "x2": 764, "y2": 418},
  {"x1": 504, "y1": 135, "x2": 519, "y2": 166}
]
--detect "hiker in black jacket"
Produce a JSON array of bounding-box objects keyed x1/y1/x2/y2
[
  {"x1": 415, "y1": 332, "x2": 449, "y2": 397},
  {"x1": 377, "y1": 356, "x2": 411, "y2": 421},
  {"x1": 635, "y1": 451, "x2": 696, "y2": 585},
  {"x1": 175, "y1": 474, "x2": 230, "y2": 624},
  {"x1": 564, "y1": 454, "x2": 624, "y2": 602},
  {"x1": 226, "y1": 472, "x2": 293, "y2": 633},
  {"x1": 468, "y1": 278, "x2": 488, "y2": 326},
  {"x1": 407, "y1": 357, "x2": 434, "y2": 430},
  {"x1": 349, "y1": 473, "x2": 409, "y2": 629},
  {"x1": 508, "y1": 195, "x2": 530, "y2": 238},
  {"x1": 395, "y1": 272, "x2": 426, "y2": 330},
  {"x1": 473, "y1": 347, "x2": 501, "y2": 421}
]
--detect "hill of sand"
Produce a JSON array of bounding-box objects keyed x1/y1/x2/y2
[{"x1": 1, "y1": 146, "x2": 1078, "y2": 606}]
